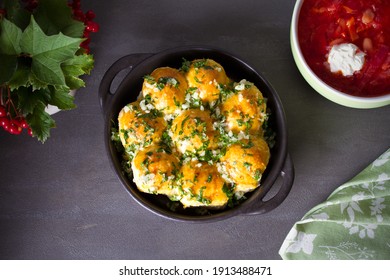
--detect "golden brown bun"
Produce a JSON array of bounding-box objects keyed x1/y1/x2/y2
[
  {"x1": 118, "y1": 100, "x2": 167, "y2": 149},
  {"x1": 220, "y1": 80, "x2": 267, "y2": 136},
  {"x1": 179, "y1": 160, "x2": 228, "y2": 208},
  {"x1": 132, "y1": 145, "x2": 181, "y2": 199},
  {"x1": 186, "y1": 59, "x2": 229, "y2": 104},
  {"x1": 170, "y1": 109, "x2": 218, "y2": 154},
  {"x1": 220, "y1": 138, "x2": 270, "y2": 193},
  {"x1": 142, "y1": 67, "x2": 188, "y2": 114}
]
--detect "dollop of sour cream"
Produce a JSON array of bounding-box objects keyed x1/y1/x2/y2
[{"x1": 327, "y1": 43, "x2": 365, "y2": 76}]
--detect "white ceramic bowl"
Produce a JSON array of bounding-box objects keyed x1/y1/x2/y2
[{"x1": 290, "y1": 0, "x2": 390, "y2": 109}]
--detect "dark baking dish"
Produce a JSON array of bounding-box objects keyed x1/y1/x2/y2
[{"x1": 99, "y1": 46, "x2": 294, "y2": 222}]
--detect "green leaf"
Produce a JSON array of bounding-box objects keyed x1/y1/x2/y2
[
  {"x1": 48, "y1": 86, "x2": 76, "y2": 110},
  {"x1": 0, "y1": 54, "x2": 17, "y2": 84},
  {"x1": 0, "y1": 18, "x2": 22, "y2": 55},
  {"x1": 34, "y1": 0, "x2": 85, "y2": 38},
  {"x1": 20, "y1": 16, "x2": 84, "y2": 86},
  {"x1": 29, "y1": 71, "x2": 50, "y2": 90},
  {"x1": 62, "y1": 53, "x2": 94, "y2": 89},
  {"x1": 63, "y1": 74, "x2": 85, "y2": 90},
  {"x1": 7, "y1": 58, "x2": 49, "y2": 91},
  {"x1": 26, "y1": 102, "x2": 56, "y2": 143},
  {"x1": 17, "y1": 87, "x2": 51, "y2": 115},
  {"x1": 63, "y1": 53, "x2": 95, "y2": 75}
]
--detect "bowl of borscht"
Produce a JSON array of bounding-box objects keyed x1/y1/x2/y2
[{"x1": 291, "y1": 0, "x2": 390, "y2": 108}]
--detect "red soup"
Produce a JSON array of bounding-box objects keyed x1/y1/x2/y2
[{"x1": 298, "y1": 0, "x2": 390, "y2": 97}]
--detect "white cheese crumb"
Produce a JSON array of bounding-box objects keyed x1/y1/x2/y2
[
  {"x1": 192, "y1": 91, "x2": 199, "y2": 99},
  {"x1": 143, "y1": 82, "x2": 155, "y2": 89},
  {"x1": 142, "y1": 173, "x2": 155, "y2": 184},
  {"x1": 234, "y1": 79, "x2": 248, "y2": 91},
  {"x1": 146, "y1": 103, "x2": 155, "y2": 111},
  {"x1": 139, "y1": 99, "x2": 147, "y2": 111},
  {"x1": 164, "y1": 114, "x2": 174, "y2": 122},
  {"x1": 179, "y1": 140, "x2": 191, "y2": 153}
]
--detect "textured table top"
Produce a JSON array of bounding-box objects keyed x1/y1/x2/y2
[{"x1": 1, "y1": 0, "x2": 389, "y2": 260}]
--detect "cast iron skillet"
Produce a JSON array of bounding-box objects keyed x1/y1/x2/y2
[{"x1": 99, "y1": 46, "x2": 294, "y2": 222}]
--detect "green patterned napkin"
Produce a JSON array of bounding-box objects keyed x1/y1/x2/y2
[{"x1": 279, "y1": 148, "x2": 390, "y2": 260}]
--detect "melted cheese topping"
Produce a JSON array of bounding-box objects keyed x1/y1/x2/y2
[
  {"x1": 186, "y1": 59, "x2": 230, "y2": 104},
  {"x1": 132, "y1": 146, "x2": 180, "y2": 199},
  {"x1": 180, "y1": 161, "x2": 228, "y2": 208},
  {"x1": 118, "y1": 101, "x2": 167, "y2": 150},
  {"x1": 142, "y1": 67, "x2": 188, "y2": 114},
  {"x1": 220, "y1": 80, "x2": 267, "y2": 136},
  {"x1": 220, "y1": 138, "x2": 270, "y2": 193},
  {"x1": 170, "y1": 109, "x2": 218, "y2": 154}
]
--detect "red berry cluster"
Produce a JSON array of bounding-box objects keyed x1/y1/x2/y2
[
  {"x1": 70, "y1": 0, "x2": 99, "y2": 53},
  {"x1": 0, "y1": 105, "x2": 32, "y2": 136},
  {"x1": 0, "y1": 83, "x2": 33, "y2": 136}
]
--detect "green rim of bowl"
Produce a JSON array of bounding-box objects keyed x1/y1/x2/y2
[{"x1": 290, "y1": 0, "x2": 390, "y2": 109}]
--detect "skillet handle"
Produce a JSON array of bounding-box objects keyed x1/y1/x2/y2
[
  {"x1": 98, "y1": 53, "x2": 153, "y2": 114},
  {"x1": 241, "y1": 153, "x2": 294, "y2": 216}
]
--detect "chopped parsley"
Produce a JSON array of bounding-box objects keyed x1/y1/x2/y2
[
  {"x1": 196, "y1": 186, "x2": 211, "y2": 205},
  {"x1": 181, "y1": 58, "x2": 191, "y2": 72},
  {"x1": 144, "y1": 75, "x2": 179, "y2": 90},
  {"x1": 157, "y1": 77, "x2": 179, "y2": 90},
  {"x1": 243, "y1": 162, "x2": 252, "y2": 171},
  {"x1": 254, "y1": 169, "x2": 262, "y2": 181},
  {"x1": 192, "y1": 59, "x2": 214, "y2": 70},
  {"x1": 143, "y1": 75, "x2": 155, "y2": 84}
]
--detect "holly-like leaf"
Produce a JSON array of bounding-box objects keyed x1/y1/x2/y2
[
  {"x1": 48, "y1": 86, "x2": 76, "y2": 110},
  {"x1": 26, "y1": 102, "x2": 56, "y2": 143},
  {"x1": 62, "y1": 53, "x2": 94, "y2": 89},
  {"x1": 7, "y1": 58, "x2": 52, "y2": 91},
  {"x1": 63, "y1": 53, "x2": 95, "y2": 75},
  {"x1": 7, "y1": 57, "x2": 50, "y2": 91},
  {"x1": 7, "y1": 58, "x2": 30, "y2": 90},
  {"x1": 63, "y1": 73, "x2": 85, "y2": 90},
  {"x1": 0, "y1": 17, "x2": 22, "y2": 55},
  {"x1": 34, "y1": 0, "x2": 85, "y2": 38},
  {"x1": 16, "y1": 87, "x2": 51, "y2": 115},
  {"x1": 20, "y1": 16, "x2": 84, "y2": 86}
]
